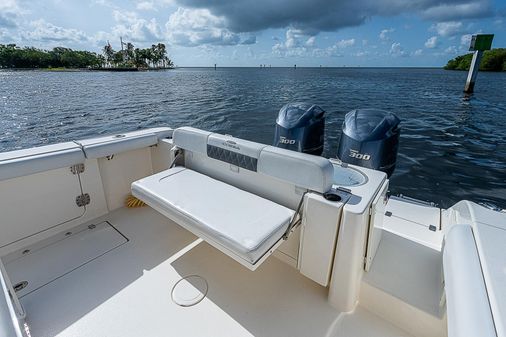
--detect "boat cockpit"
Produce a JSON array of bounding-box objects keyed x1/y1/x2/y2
[{"x1": 0, "y1": 125, "x2": 504, "y2": 337}]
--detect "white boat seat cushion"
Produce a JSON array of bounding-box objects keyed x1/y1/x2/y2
[{"x1": 131, "y1": 167, "x2": 295, "y2": 266}]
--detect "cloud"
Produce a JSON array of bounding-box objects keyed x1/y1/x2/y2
[
  {"x1": 460, "y1": 33, "x2": 472, "y2": 46},
  {"x1": 272, "y1": 28, "x2": 309, "y2": 57},
  {"x1": 390, "y1": 42, "x2": 407, "y2": 57},
  {"x1": 166, "y1": 7, "x2": 251, "y2": 46},
  {"x1": 421, "y1": 1, "x2": 492, "y2": 21},
  {"x1": 271, "y1": 29, "x2": 356, "y2": 58},
  {"x1": 176, "y1": 0, "x2": 493, "y2": 35},
  {"x1": 424, "y1": 36, "x2": 438, "y2": 48},
  {"x1": 353, "y1": 51, "x2": 370, "y2": 57},
  {"x1": 379, "y1": 28, "x2": 394, "y2": 41},
  {"x1": 97, "y1": 10, "x2": 163, "y2": 43},
  {"x1": 305, "y1": 36, "x2": 316, "y2": 47},
  {"x1": 241, "y1": 35, "x2": 256, "y2": 45},
  {"x1": 430, "y1": 21, "x2": 464, "y2": 37},
  {"x1": 444, "y1": 45, "x2": 458, "y2": 54},
  {"x1": 336, "y1": 38, "x2": 355, "y2": 48},
  {"x1": 22, "y1": 19, "x2": 89, "y2": 43},
  {"x1": 413, "y1": 49, "x2": 423, "y2": 56},
  {"x1": 136, "y1": 1, "x2": 156, "y2": 11},
  {"x1": 0, "y1": 0, "x2": 23, "y2": 28}
]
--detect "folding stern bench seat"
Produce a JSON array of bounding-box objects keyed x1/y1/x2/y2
[{"x1": 132, "y1": 127, "x2": 334, "y2": 270}]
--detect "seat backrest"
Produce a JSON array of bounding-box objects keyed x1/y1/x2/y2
[{"x1": 173, "y1": 127, "x2": 333, "y2": 195}]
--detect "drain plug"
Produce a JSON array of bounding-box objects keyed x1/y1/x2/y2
[{"x1": 171, "y1": 275, "x2": 208, "y2": 307}]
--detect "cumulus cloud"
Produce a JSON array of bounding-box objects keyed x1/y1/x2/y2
[
  {"x1": 413, "y1": 49, "x2": 423, "y2": 56},
  {"x1": 390, "y1": 42, "x2": 407, "y2": 57},
  {"x1": 22, "y1": 19, "x2": 89, "y2": 43},
  {"x1": 379, "y1": 28, "x2": 394, "y2": 41},
  {"x1": 166, "y1": 7, "x2": 252, "y2": 46},
  {"x1": 98, "y1": 9, "x2": 163, "y2": 42},
  {"x1": 0, "y1": 0, "x2": 23, "y2": 28},
  {"x1": 460, "y1": 33, "x2": 473, "y2": 46},
  {"x1": 444, "y1": 45, "x2": 458, "y2": 54},
  {"x1": 430, "y1": 21, "x2": 464, "y2": 37},
  {"x1": 272, "y1": 28, "x2": 309, "y2": 57},
  {"x1": 424, "y1": 36, "x2": 438, "y2": 48},
  {"x1": 176, "y1": 0, "x2": 493, "y2": 35},
  {"x1": 136, "y1": 1, "x2": 156, "y2": 11},
  {"x1": 305, "y1": 36, "x2": 316, "y2": 47},
  {"x1": 336, "y1": 38, "x2": 356, "y2": 48},
  {"x1": 272, "y1": 29, "x2": 356, "y2": 58}
]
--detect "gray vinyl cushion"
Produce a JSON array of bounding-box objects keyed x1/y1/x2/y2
[{"x1": 132, "y1": 167, "x2": 294, "y2": 265}]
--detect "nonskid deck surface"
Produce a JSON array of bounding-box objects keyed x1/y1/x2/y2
[{"x1": 18, "y1": 207, "x2": 413, "y2": 337}]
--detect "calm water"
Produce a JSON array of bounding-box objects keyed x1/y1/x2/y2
[{"x1": 1, "y1": 67, "x2": 505, "y2": 208}]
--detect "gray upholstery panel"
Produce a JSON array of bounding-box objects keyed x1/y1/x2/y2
[{"x1": 207, "y1": 145, "x2": 258, "y2": 171}]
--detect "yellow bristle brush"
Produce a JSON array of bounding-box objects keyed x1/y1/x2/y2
[{"x1": 125, "y1": 194, "x2": 146, "y2": 208}]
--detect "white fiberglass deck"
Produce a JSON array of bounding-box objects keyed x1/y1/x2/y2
[{"x1": 19, "y1": 207, "x2": 414, "y2": 337}]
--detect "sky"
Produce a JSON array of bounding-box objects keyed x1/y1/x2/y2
[{"x1": 0, "y1": 0, "x2": 505, "y2": 67}]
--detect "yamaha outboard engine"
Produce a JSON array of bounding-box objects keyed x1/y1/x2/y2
[
  {"x1": 273, "y1": 103, "x2": 325, "y2": 155},
  {"x1": 337, "y1": 109, "x2": 400, "y2": 177}
]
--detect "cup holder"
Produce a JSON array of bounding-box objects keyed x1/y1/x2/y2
[{"x1": 323, "y1": 192, "x2": 342, "y2": 202}]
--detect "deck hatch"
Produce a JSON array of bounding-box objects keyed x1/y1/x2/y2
[{"x1": 3, "y1": 221, "x2": 127, "y2": 298}]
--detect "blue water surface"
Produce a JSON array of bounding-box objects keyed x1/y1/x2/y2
[{"x1": 1, "y1": 67, "x2": 505, "y2": 208}]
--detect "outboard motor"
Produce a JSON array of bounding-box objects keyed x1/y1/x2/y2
[
  {"x1": 337, "y1": 109, "x2": 400, "y2": 177},
  {"x1": 273, "y1": 103, "x2": 325, "y2": 155}
]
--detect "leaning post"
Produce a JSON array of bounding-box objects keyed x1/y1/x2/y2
[{"x1": 464, "y1": 34, "x2": 494, "y2": 93}]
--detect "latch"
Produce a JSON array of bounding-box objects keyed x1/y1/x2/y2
[
  {"x1": 70, "y1": 163, "x2": 85, "y2": 175},
  {"x1": 76, "y1": 193, "x2": 91, "y2": 207}
]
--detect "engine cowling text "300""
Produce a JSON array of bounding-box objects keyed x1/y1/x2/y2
[
  {"x1": 349, "y1": 149, "x2": 371, "y2": 160},
  {"x1": 279, "y1": 137, "x2": 296, "y2": 145}
]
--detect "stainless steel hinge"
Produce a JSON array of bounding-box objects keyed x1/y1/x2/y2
[
  {"x1": 70, "y1": 163, "x2": 85, "y2": 175},
  {"x1": 76, "y1": 193, "x2": 90, "y2": 207}
]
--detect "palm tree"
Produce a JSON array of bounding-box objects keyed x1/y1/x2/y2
[
  {"x1": 103, "y1": 42, "x2": 115, "y2": 68},
  {"x1": 156, "y1": 43, "x2": 166, "y2": 67},
  {"x1": 125, "y1": 42, "x2": 134, "y2": 62}
]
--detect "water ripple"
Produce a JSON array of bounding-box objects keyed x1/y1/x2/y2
[{"x1": 0, "y1": 68, "x2": 505, "y2": 208}]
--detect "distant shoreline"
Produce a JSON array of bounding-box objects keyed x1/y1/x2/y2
[
  {"x1": 0, "y1": 67, "x2": 175, "y2": 72},
  {"x1": 4, "y1": 66, "x2": 506, "y2": 71}
]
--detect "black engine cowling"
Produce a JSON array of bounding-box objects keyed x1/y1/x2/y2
[
  {"x1": 337, "y1": 109, "x2": 400, "y2": 177},
  {"x1": 273, "y1": 103, "x2": 325, "y2": 156}
]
